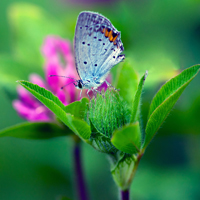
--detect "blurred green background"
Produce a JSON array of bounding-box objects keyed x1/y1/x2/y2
[{"x1": 0, "y1": 0, "x2": 200, "y2": 199}]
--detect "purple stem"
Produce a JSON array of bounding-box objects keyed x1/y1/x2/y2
[
  {"x1": 73, "y1": 141, "x2": 89, "y2": 200},
  {"x1": 120, "y1": 189, "x2": 129, "y2": 200}
]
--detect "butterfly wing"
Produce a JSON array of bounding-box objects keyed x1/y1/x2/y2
[{"x1": 74, "y1": 11, "x2": 125, "y2": 83}]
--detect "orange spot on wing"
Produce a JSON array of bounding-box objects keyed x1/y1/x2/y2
[
  {"x1": 113, "y1": 34, "x2": 118, "y2": 42},
  {"x1": 101, "y1": 28, "x2": 106, "y2": 34},
  {"x1": 105, "y1": 29, "x2": 109, "y2": 37},
  {"x1": 109, "y1": 35, "x2": 113, "y2": 42},
  {"x1": 108, "y1": 30, "x2": 113, "y2": 41}
]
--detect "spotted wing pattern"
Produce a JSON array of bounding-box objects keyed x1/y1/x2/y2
[{"x1": 74, "y1": 11, "x2": 125, "y2": 83}]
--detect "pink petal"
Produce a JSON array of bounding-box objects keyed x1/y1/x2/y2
[
  {"x1": 98, "y1": 74, "x2": 112, "y2": 92},
  {"x1": 83, "y1": 74, "x2": 113, "y2": 99},
  {"x1": 29, "y1": 74, "x2": 47, "y2": 89},
  {"x1": 42, "y1": 36, "x2": 58, "y2": 59},
  {"x1": 42, "y1": 36, "x2": 73, "y2": 65},
  {"x1": 99, "y1": 82, "x2": 108, "y2": 91},
  {"x1": 59, "y1": 38, "x2": 71, "y2": 57},
  {"x1": 45, "y1": 62, "x2": 63, "y2": 93},
  {"x1": 56, "y1": 89, "x2": 68, "y2": 106},
  {"x1": 42, "y1": 35, "x2": 81, "y2": 103},
  {"x1": 13, "y1": 100, "x2": 51, "y2": 122},
  {"x1": 106, "y1": 74, "x2": 112, "y2": 83},
  {"x1": 59, "y1": 39, "x2": 75, "y2": 66},
  {"x1": 17, "y1": 86, "x2": 39, "y2": 108},
  {"x1": 42, "y1": 35, "x2": 75, "y2": 69},
  {"x1": 63, "y1": 68, "x2": 79, "y2": 102}
]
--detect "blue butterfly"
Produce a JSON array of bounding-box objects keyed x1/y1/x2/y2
[{"x1": 51, "y1": 11, "x2": 125, "y2": 98}]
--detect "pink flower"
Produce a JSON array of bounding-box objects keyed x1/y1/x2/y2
[
  {"x1": 13, "y1": 36, "x2": 79, "y2": 121},
  {"x1": 13, "y1": 35, "x2": 112, "y2": 121},
  {"x1": 13, "y1": 75, "x2": 53, "y2": 121},
  {"x1": 42, "y1": 36, "x2": 79, "y2": 104}
]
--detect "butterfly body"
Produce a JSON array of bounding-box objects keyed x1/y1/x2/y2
[
  {"x1": 75, "y1": 77, "x2": 103, "y2": 90},
  {"x1": 74, "y1": 11, "x2": 125, "y2": 93}
]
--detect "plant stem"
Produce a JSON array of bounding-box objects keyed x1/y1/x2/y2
[
  {"x1": 120, "y1": 189, "x2": 129, "y2": 200},
  {"x1": 120, "y1": 151, "x2": 143, "y2": 200},
  {"x1": 127, "y1": 151, "x2": 144, "y2": 188},
  {"x1": 73, "y1": 138, "x2": 89, "y2": 200}
]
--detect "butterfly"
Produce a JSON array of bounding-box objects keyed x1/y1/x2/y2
[{"x1": 51, "y1": 11, "x2": 125, "y2": 98}]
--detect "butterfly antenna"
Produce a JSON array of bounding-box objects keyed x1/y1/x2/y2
[
  {"x1": 49, "y1": 75, "x2": 77, "y2": 81},
  {"x1": 61, "y1": 81, "x2": 77, "y2": 90}
]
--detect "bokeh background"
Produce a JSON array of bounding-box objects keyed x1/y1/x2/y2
[{"x1": 0, "y1": 0, "x2": 200, "y2": 199}]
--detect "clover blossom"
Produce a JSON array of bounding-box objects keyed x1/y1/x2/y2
[
  {"x1": 13, "y1": 74, "x2": 53, "y2": 121},
  {"x1": 13, "y1": 36, "x2": 79, "y2": 121}
]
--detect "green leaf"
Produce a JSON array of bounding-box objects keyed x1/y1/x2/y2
[
  {"x1": 65, "y1": 98, "x2": 89, "y2": 119},
  {"x1": 131, "y1": 71, "x2": 148, "y2": 123},
  {"x1": 72, "y1": 118, "x2": 91, "y2": 140},
  {"x1": 86, "y1": 114, "x2": 118, "y2": 154},
  {"x1": 111, "y1": 154, "x2": 135, "y2": 190},
  {"x1": 88, "y1": 120, "x2": 118, "y2": 154},
  {"x1": 144, "y1": 64, "x2": 200, "y2": 149},
  {"x1": 0, "y1": 122, "x2": 72, "y2": 139},
  {"x1": 89, "y1": 118, "x2": 101, "y2": 134},
  {"x1": 89, "y1": 131, "x2": 118, "y2": 154},
  {"x1": 111, "y1": 122, "x2": 141, "y2": 154},
  {"x1": 115, "y1": 59, "x2": 139, "y2": 105},
  {"x1": 18, "y1": 81, "x2": 91, "y2": 140}
]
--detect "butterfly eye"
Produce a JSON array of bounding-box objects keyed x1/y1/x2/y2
[{"x1": 78, "y1": 81, "x2": 83, "y2": 89}]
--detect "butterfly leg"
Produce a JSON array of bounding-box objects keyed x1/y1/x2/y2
[
  {"x1": 80, "y1": 90, "x2": 83, "y2": 98},
  {"x1": 86, "y1": 89, "x2": 101, "y2": 100},
  {"x1": 105, "y1": 80, "x2": 120, "y2": 91},
  {"x1": 87, "y1": 90, "x2": 91, "y2": 100},
  {"x1": 93, "y1": 89, "x2": 105, "y2": 98}
]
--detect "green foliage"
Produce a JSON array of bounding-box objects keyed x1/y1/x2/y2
[
  {"x1": 16, "y1": 63, "x2": 200, "y2": 194},
  {"x1": 143, "y1": 64, "x2": 200, "y2": 149},
  {"x1": 18, "y1": 80, "x2": 91, "y2": 140},
  {"x1": 131, "y1": 71, "x2": 148, "y2": 123},
  {"x1": 111, "y1": 153, "x2": 135, "y2": 190},
  {"x1": 88, "y1": 90, "x2": 130, "y2": 138},
  {"x1": 115, "y1": 59, "x2": 139, "y2": 105},
  {"x1": 87, "y1": 119, "x2": 118, "y2": 154},
  {"x1": 0, "y1": 1, "x2": 200, "y2": 199},
  {"x1": 89, "y1": 132, "x2": 118, "y2": 154},
  {"x1": 65, "y1": 98, "x2": 89, "y2": 120},
  {"x1": 0, "y1": 122, "x2": 72, "y2": 139},
  {"x1": 86, "y1": 90, "x2": 131, "y2": 153},
  {"x1": 111, "y1": 122, "x2": 141, "y2": 154}
]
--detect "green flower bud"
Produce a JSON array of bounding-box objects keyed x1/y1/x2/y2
[{"x1": 86, "y1": 89, "x2": 131, "y2": 154}]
